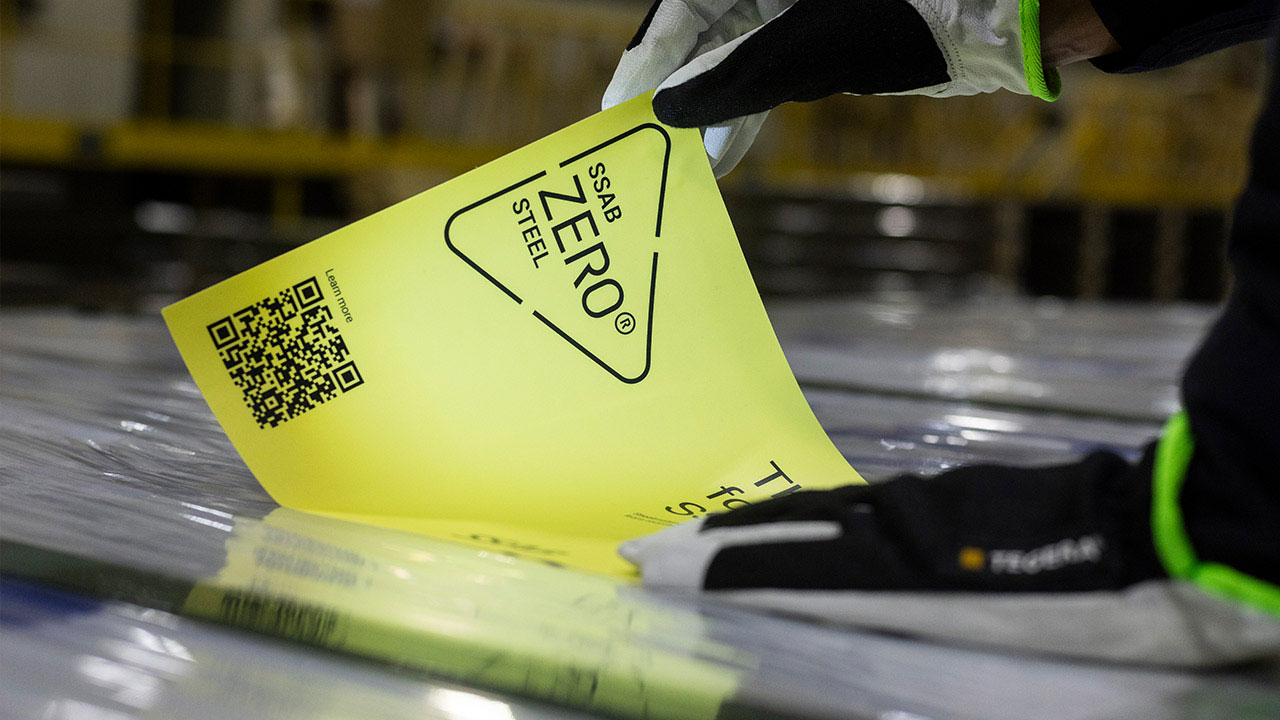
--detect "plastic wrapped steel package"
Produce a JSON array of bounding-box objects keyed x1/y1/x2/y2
[
  {"x1": 769, "y1": 296, "x2": 1204, "y2": 423},
  {"x1": 3, "y1": 303, "x2": 1279, "y2": 720}
]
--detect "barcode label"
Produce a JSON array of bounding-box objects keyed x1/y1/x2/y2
[{"x1": 216, "y1": 590, "x2": 341, "y2": 645}]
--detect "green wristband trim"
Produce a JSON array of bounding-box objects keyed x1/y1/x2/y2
[
  {"x1": 1018, "y1": 0, "x2": 1062, "y2": 101},
  {"x1": 1152, "y1": 411, "x2": 1280, "y2": 617}
]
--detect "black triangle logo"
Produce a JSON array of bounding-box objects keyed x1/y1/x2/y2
[{"x1": 444, "y1": 124, "x2": 670, "y2": 383}]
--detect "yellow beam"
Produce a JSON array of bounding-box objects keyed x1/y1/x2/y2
[
  {"x1": 0, "y1": 115, "x2": 512, "y2": 177},
  {"x1": 0, "y1": 114, "x2": 1244, "y2": 208},
  {"x1": 0, "y1": 116, "x2": 80, "y2": 165}
]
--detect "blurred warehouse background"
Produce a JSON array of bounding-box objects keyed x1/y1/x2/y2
[
  {"x1": 0, "y1": 0, "x2": 1269, "y2": 310},
  {"x1": 7, "y1": 7, "x2": 1280, "y2": 718}
]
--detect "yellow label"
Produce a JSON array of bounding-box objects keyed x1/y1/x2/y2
[{"x1": 163, "y1": 94, "x2": 862, "y2": 576}]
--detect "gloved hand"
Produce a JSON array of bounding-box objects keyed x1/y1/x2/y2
[
  {"x1": 603, "y1": 0, "x2": 1061, "y2": 176},
  {"x1": 619, "y1": 443, "x2": 1280, "y2": 666}
]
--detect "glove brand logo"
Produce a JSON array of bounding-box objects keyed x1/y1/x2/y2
[
  {"x1": 445, "y1": 124, "x2": 670, "y2": 383},
  {"x1": 958, "y1": 546, "x2": 986, "y2": 571},
  {"x1": 960, "y1": 534, "x2": 1105, "y2": 574}
]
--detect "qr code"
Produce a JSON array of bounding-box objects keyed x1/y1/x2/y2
[{"x1": 207, "y1": 277, "x2": 362, "y2": 428}]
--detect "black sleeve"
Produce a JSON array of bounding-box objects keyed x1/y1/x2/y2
[
  {"x1": 1178, "y1": 26, "x2": 1280, "y2": 585},
  {"x1": 1087, "y1": 0, "x2": 1279, "y2": 73}
]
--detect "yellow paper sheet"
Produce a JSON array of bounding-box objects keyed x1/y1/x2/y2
[{"x1": 163, "y1": 94, "x2": 862, "y2": 576}]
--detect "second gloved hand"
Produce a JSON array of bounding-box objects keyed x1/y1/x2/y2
[
  {"x1": 603, "y1": 0, "x2": 1061, "y2": 176},
  {"x1": 618, "y1": 444, "x2": 1280, "y2": 667}
]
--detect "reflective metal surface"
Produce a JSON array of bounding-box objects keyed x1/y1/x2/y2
[
  {"x1": 2, "y1": 579, "x2": 597, "y2": 720},
  {"x1": 3, "y1": 305, "x2": 1277, "y2": 720},
  {"x1": 771, "y1": 296, "x2": 1208, "y2": 422}
]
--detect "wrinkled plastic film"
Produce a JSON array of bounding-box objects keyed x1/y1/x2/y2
[{"x1": 11, "y1": 306, "x2": 1280, "y2": 720}]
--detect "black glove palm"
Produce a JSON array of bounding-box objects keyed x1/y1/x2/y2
[{"x1": 603, "y1": 0, "x2": 1060, "y2": 175}]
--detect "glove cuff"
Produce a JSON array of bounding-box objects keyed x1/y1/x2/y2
[
  {"x1": 911, "y1": 0, "x2": 1060, "y2": 100},
  {"x1": 1017, "y1": 0, "x2": 1062, "y2": 101},
  {"x1": 1152, "y1": 411, "x2": 1280, "y2": 617}
]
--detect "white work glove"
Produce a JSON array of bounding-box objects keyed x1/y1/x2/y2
[{"x1": 602, "y1": 0, "x2": 1061, "y2": 176}]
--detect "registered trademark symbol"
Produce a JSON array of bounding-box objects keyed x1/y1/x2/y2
[{"x1": 615, "y1": 311, "x2": 636, "y2": 334}]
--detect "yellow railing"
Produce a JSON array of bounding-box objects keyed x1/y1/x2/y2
[{"x1": 0, "y1": 0, "x2": 1267, "y2": 208}]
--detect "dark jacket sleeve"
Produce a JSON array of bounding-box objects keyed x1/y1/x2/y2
[
  {"x1": 1178, "y1": 21, "x2": 1280, "y2": 585},
  {"x1": 1087, "y1": 0, "x2": 1279, "y2": 73}
]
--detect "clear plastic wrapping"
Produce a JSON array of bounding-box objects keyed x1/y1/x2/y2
[{"x1": 3, "y1": 304, "x2": 1277, "y2": 720}]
